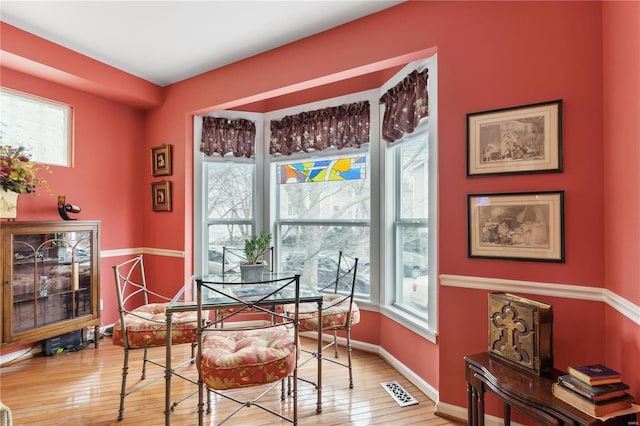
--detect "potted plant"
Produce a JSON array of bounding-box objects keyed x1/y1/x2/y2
[{"x1": 240, "y1": 231, "x2": 272, "y2": 281}]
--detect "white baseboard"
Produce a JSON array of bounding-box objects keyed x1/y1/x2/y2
[
  {"x1": 300, "y1": 331, "x2": 460, "y2": 421},
  {"x1": 0, "y1": 344, "x2": 41, "y2": 367}
]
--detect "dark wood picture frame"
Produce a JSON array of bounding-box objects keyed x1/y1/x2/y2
[
  {"x1": 151, "y1": 144, "x2": 172, "y2": 176},
  {"x1": 467, "y1": 100, "x2": 562, "y2": 176},
  {"x1": 468, "y1": 191, "x2": 565, "y2": 262},
  {"x1": 151, "y1": 181, "x2": 172, "y2": 212}
]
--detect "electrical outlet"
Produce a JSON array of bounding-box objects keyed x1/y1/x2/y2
[{"x1": 100, "y1": 299, "x2": 104, "y2": 310}]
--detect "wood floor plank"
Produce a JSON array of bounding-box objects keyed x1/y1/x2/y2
[{"x1": 1, "y1": 336, "x2": 464, "y2": 425}]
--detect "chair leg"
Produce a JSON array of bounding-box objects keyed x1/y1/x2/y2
[
  {"x1": 118, "y1": 348, "x2": 130, "y2": 421},
  {"x1": 333, "y1": 330, "x2": 339, "y2": 358},
  {"x1": 346, "y1": 327, "x2": 354, "y2": 389},
  {"x1": 141, "y1": 347, "x2": 149, "y2": 379}
]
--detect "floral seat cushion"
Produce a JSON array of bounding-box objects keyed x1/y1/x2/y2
[
  {"x1": 112, "y1": 303, "x2": 198, "y2": 348},
  {"x1": 284, "y1": 294, "x2": 360, "y2": 332},
  {"x1": 200, "y1": 325, "x2": 296, "y2": 390}
]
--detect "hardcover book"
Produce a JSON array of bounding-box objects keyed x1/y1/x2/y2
[
  {"x1": 552, "y1": 383, "x2": 633, "y2": 418},
  {"x1": 557, "y1": 375, "x2": 629, "y2": 402},
  {"x1": 488, "y1": 292, "x2": 553, "y2": 375},
  {"x1": 567, "y1": 364, "x2": 622, "y2": 386}
]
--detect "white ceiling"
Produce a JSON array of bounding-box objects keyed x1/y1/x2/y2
[{"x1": 1, "y1": 0, "x2": 404, "y2": 87}]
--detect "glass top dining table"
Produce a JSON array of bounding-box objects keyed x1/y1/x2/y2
[
  {"x1": 164, "y1": 272, "x2": 325, "y2": 425},
  {"x1": 178, "y1": 272, "x2": 324, "y2": 308}
]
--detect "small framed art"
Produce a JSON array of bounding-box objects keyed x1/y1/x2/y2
[
  {"x1": 151, "y1": 181, "x2": 172, "y2": 212},
  {"x1": 468, "y1": 191, "x2": 565, "y2": 262},
  {"x1": 467, "y1": 100, "x2": 562, "y2": 176},
  {"x1": 151, "y1": 144, "x2": 172, "y2": 176}
]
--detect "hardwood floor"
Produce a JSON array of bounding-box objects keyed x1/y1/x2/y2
[{"x1": 0, "y1": 336, "x2": 463, "y2": 425}]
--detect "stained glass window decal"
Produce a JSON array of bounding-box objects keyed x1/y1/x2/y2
[{"x1": 279, "y1": 156, "x2": 366, "y2": 184}]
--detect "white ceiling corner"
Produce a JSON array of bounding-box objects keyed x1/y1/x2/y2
[{"x1": 1, "y1": 1, "x2": 404, "y2": 86}]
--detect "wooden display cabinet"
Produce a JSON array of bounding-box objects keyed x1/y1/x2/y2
[{"x1": 1, "y1": 221, "x2": 100, "y2": 349}]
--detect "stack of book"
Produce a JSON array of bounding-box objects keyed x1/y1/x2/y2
[{"x1": 552, "y1": 364, "x2": 633, "y2": 417}]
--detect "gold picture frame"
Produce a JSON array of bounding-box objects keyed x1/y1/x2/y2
[
  {"x1": 151, "y1": 144, "x2": 172, "y2": 176},
  {"x1": 151, "y1": 181, "x2": 172, "y2": 212}
]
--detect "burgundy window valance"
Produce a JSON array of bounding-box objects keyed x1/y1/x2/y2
[
  {"x1": 380, "y1": 68, "x2": 429, "y2": 143},
  {"x1": 200, "y1": 116, "x2": 256, "y2": 158},
  {"x1": 269, "y1": 101, "x2": 370, "y2": 156}
]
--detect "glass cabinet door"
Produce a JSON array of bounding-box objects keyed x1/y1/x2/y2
[{"x1": 11, "y1": 230, "x2": 94, "y2": 334}]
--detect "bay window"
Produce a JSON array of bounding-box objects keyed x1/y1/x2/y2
[{"x1": 195, "y1": 55, "x2": 437, "y2": 337}]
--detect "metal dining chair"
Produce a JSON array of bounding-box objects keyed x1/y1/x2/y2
[
  {"x1": 195, "y1": 274, "x2": 302, "y2": 425},
  {"x1": 112, "y1": 255, "x2": 198, "y2": 421},
  {"x1": 283, "y1": 251, "x2": 360, "y2": 388}
]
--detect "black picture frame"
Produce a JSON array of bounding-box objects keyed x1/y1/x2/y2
[
  {"x1": 468, "y1": 191, "x2": 565, "y2": 262},
  {"x1": 467, "y1": 100, "x2": 562, "y2": 176}
]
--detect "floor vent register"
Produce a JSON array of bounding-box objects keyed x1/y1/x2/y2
[{"x1": 380, "y1": 380, "x2": 419, "y2": 407}]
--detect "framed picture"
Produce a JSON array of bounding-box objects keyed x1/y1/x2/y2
[
  {"x1": 468, "y1": 191, "x2": 565, "y2": 262},
  {"x1": 151, "y1": 181, "x2": 172, "y2": 212},
  {"x1": 151, "y1": 144, "x2": 172, "y2": 176},
  {"x1": 467, "y1": 100, "x2": 562, "y2": 176}
]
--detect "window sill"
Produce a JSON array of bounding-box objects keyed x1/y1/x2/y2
[{"x1": 359, "y1": 301, "x2": 437, "y2": 343}]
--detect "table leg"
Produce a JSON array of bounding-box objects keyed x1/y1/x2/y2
[
  {"x1": 477, "y1": 385, "x2": 485, "y2": 426},
  {"x1": 504, "y1": 402, "x2": 511, "y2": 426},
  {"x1": 316, "y1": 298, "x2": 323, "y2": 414},
  {"x1": 467, "y1": 382, "x2": 474, "y2": 426},
  {"x1": 165, "y1": 311, "x2": 173, "y2": 426},
  {"x1": 94, "y1": 325, "x2": 100, "y2": 349},
  {"x1": 197, "y1": 320, "x2": 204, "y2": 426}
]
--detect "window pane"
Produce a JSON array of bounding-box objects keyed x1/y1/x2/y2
[
  {"x1": 205, "y1": 162, "x2": 253, "y2": 219},
  {"x1": 393, "y1": 129, "x2": 429, "y2": 315},
  {"x1": 397, "y1": 226, "x2": 428, "y2": 312},
  {"x1": 207, "y1": 224, "x2": 253, "y2": 274},
  {"x1": 0, "y1": 89, "x2": 71, "y2": 166},
  {"x1": 279, "y1": 224, "x2": 370, "y2": 295},
  {"x1": 400, "y1": 135, "x2": 428, "y2": 219},
  {"x1": 277, "y1": 156, "x2": 369, "y2": 220}
]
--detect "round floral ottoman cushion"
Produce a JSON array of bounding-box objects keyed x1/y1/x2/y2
[{"x1": 200, "y1": 325, "x2": 296, "y2": 390}]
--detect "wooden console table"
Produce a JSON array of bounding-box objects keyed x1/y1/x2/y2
[{"x1": 465, "y1": 352, "x2": 636, "y2": 426}]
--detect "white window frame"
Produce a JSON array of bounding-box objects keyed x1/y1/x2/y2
[
  {"x1": 380, "y1": 55, "x2": 438, "y2": 341},
  {"x1": 0, "y1": 88, "x2": 72, "y2": 167},
  {"x1": 193, "y1": 111, "x2": 264, "y2": 275},
  {"x1": 264, "y1": 90, "x2": 378, "y2": 303}
]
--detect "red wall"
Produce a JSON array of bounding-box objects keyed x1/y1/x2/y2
[
  {"x1": 2, "y1": 1, "x2": 638, "y2": 420},
  {"x1": 602, "y1": 0, "x2": 640, "y2": 401},
  {"x1": 0, "y1": 68, "x2": 147, "y2": 326},
  {"x1": 150, "y1": 0, "x2": 640, "y2": 413}
]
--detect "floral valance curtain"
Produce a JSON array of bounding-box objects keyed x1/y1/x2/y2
[
  {"x1": 200, "y1": 116, "x2": 256, "y2": 158},
  {"x1": 269, "y1": 101, "x2": 370, "y2": 156},
  {"x1": 379, "y1": 68, "x2": 429, "y2": 143}
]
